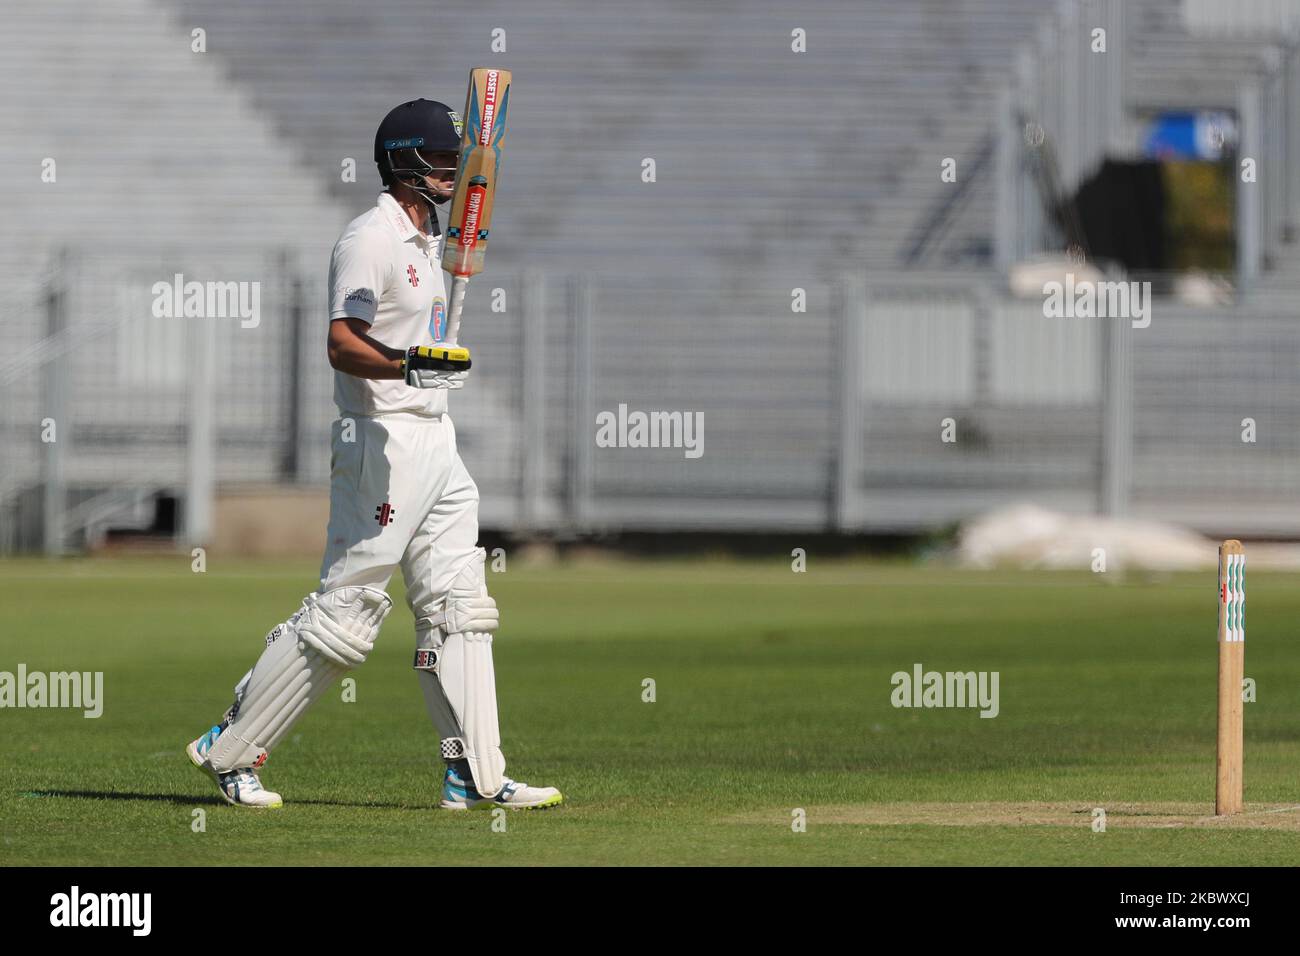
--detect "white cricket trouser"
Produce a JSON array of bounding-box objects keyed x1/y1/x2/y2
[{"x1": 319, "y1": 412, "x2": 480, "y2": 618}]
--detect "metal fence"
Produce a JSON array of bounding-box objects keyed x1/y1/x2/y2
[{"x1": 6, "y1": 249, "x2": 1300, "y2": 553}]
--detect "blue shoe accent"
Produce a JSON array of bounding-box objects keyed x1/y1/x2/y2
[
  {"x1": 194, "y1": 725, "x2": 222, "y2": 760},
  {"x1": 443, "y1": 765, "x2": 478, "y2": 802},
  {"x1": 445, "y1": 781, "x2": 473, "y2": 799}
]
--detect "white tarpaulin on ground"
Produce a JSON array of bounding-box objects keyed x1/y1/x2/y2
[{"x1": 956, "y1": 504, "x2": 1300, "y2": 571}]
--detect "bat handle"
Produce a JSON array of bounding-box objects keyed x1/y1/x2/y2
[{"x1": 444, "y1": 275, "x2": 469, "y2": 345}]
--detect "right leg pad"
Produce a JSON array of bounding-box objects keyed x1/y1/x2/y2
[
  {"x1": 205, "y1": 586, "x2": 392, "y2": 773},
  {"x1": 412, "y1": 549, "x2": 506, "y2": 797}
]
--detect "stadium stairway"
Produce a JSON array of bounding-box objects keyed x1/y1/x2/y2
[{"x1": 161, "y1": 0, "x2": 1054, "y2": 278}]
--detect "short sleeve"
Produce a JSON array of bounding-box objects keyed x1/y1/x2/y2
[{"x1": 328, "y1": 228, "x2": 390, "y2": 324}]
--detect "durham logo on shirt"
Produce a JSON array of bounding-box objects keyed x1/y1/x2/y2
[{"x1": 430, "y1": 298, "x2": 447, "y2": 341}]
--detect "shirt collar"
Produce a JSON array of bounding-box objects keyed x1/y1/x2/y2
[{"x1": 378, "y1": 192, "x2": 439, "y2": 244}]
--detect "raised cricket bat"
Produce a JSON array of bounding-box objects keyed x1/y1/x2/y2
[{"x1": 441, "y1": 67, "x2": 511, "y2": 345}]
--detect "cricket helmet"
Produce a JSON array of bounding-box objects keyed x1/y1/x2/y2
[{"x1": 374, "y1": 98, "x2": 464, "y2": 207}]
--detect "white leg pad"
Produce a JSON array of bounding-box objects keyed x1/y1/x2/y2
[
  {"x1": 413, "y1": 549, "x2": 505, "y2": 796},
  {"x1": 207, "y1": 586, "x2": 392, "y2": 772},
  {"x1": 441, "y1": 630, "x2": 506, "y2": 797}
]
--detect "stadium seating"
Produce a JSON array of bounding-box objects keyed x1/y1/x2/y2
[{"x1": 6, "y1": 0, "x2": 1300, "y2": 549}]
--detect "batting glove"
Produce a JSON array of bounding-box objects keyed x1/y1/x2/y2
[{"x1": 403, "y1": 344, "x2": 472, "y2": 390}]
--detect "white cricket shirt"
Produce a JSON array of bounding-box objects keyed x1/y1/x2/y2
[{"x1": 328, "y1": 192, "x2": 449, "y2": 418}]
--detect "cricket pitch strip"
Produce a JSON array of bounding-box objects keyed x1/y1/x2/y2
[{"x1": 733, "y1": 802, "x2": 1300, "y2": 830}]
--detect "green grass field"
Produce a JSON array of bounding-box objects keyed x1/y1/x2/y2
[{"x1": 2, "y1": 555, "x2": 1299, "y2": 865}]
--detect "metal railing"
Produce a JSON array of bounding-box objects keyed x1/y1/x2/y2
[{"x1": 7, "y1": 250, "x2": 1300, "y2": 553}]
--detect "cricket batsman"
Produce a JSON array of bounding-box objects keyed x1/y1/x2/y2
[{"x1": 186, "y1": 97, "x2": 562, "y2": 811}]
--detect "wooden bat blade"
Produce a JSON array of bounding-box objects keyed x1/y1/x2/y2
[{"x1": 442, "y1": 67, "x2": 511, "y2": 279}]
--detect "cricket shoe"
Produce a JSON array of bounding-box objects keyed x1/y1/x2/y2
[
  {"x1": 186, "y1": 725, "x2": 283, "y2": 809},
  {"x1": 440, "y1": 762, "x2": 563, "y2": 811}
]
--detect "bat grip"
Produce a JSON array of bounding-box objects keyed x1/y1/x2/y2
[{"x1": 444, "y1": 275, "x2": 469, "y2": 345}]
